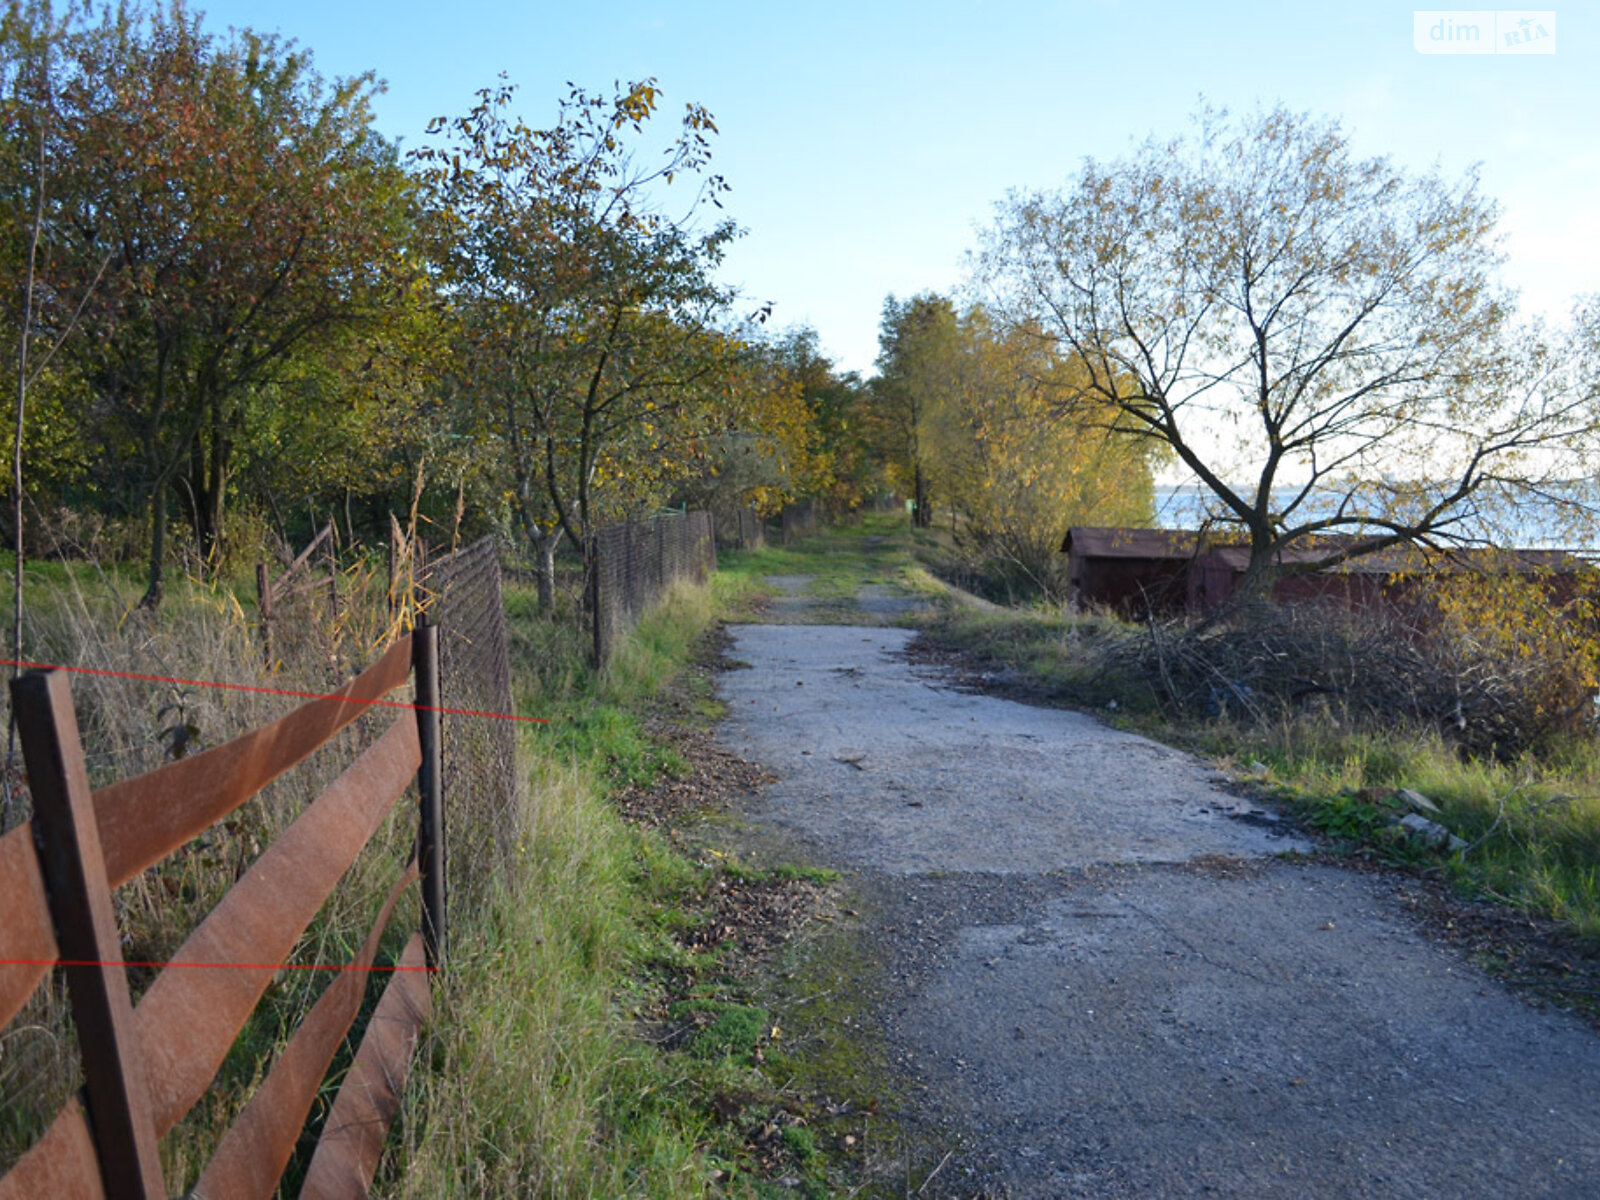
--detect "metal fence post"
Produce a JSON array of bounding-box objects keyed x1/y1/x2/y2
[
  {"x1": 412, "y1": 622, "x2": 446, "y2": 971},
  {"x1": 13, "y1": 671, "x2": 165, "y2": 1200}
]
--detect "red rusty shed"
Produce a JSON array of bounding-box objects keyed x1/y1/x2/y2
[{"x1": 1061, "y1": 527, "x2": 1201, "y2": 615}]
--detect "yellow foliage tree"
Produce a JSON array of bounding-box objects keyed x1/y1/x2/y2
[{"x1": 919, "y1": 304, "x2": 1156, "y2": 598}]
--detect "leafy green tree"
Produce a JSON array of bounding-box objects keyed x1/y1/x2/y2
[
  {"x1": 416, "y1": 78, "x2": 738, "y2": 609},
  {"x1": 771, "y1": 326, "x2": 874, "y2": 511},
  {"x1": 233, "y1": 298, "x2": 450, "y2": 547},
  {"x1": 978, "y1": 104, "x2": 1594, "y2": 599},
  {"x1": 2, "y1": 1, "x2": 114, "y2": 572},
  {"x1": 11, "y1": 0, "x2": 414, "y2": 603}
]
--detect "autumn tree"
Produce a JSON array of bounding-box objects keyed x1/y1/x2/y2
[
  {"x1": 772, "y1": 326, "x2": 874, "y2": 511},
  {"x1": 417, "y1": 78, "x2": 740, "y2": 609},
  {"x1": 678, "y1": 327, "x2": 838, "y2": 518},
  {"x1": 871, "y1": 293, "x2": 955, "y2": 527},
  {"x1": 978, "y1": 104, "x2": 1595, "y2": 599},
  {"x1": 14, "y1": 0, "x2": 414, "y2": 604},
  {"x1": 920, "y1": 306, "x2": 1156, "y2": 598}
]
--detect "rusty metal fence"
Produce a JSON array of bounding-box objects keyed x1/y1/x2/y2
[
  {"x1": 0, "y1": 634, "x2": 440, "y2": 1199},
  {"x1": 590, "y1": 510, "x2": 717, "y2": 665},
  {"x1": 422, "y1": 536, "x2": 521, "y2": 901}
]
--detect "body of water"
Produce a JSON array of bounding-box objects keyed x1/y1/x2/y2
[{"x1": 1151, "y1": 484, "x2": 1597, "y2": 552}]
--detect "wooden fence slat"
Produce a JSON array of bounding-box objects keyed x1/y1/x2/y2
[
  {"x1": 94, "y1": 634, "x2": 413, "y2": 889},
  {"x1": 0, "y1": 1099, "x2": 108, "y2": 1200},
  {"x1": 0, "y1": 822, "x2": 59, "y2": 1029},
  {"x1": 273, "y1": 521, "x2": 334, "y2": 599},
  {"x1": 298, "y1": 932, "x2": 430, "y2": 1200},
  {"x1": 189, "y1": 860, "x2": 421, "y2": 1200},
  {"x1": 13, "y1": 672, "x2": 164, "y2": 1199},
  {"x1": 133, "y1": 714, "x2": 420, "y2": 1136}
]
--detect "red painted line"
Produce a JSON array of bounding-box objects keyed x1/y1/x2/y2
[
  {"x1": 0, "y1": 658, "x2": 548, "y2": 724},
  {"x1": 1, "y1": 957, "x2": 436, "y2": 973}
]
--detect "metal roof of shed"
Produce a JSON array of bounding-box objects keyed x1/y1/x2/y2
[{"x1": 1061, "y1": 527, "x2": 1202, "y2": 559}]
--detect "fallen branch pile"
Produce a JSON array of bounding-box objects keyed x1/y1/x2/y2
[{"x1": 1111, "y1": 599, "x2": 1595, "y2": 759}]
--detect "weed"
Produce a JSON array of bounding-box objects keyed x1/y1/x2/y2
[
  {"x1": 772, "y1": 863, "x2": 841, "y2": 885},
  {"x1": 690, "y1": 1006, "x2": 771, "y2": 1064},
  {"x1": 781, "y1": 1124, "x2": 818, "y2": 1164}
]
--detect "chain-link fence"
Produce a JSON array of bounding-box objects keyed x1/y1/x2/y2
[
  {"x1": 590, "y1": 510, "x2": 716, "y2": 665},
  {"x1": 423, "y1": 536, "x2": 522, "y2": 904},
  {"x1": 715, "y1": 506, "x2": 765, "y2": 551},
  {"x1": 254, "y1": 523, "x2": 343, "y2": 681}
]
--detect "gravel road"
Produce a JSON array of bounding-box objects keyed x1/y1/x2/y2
[{"x1": 716, "y1": 582, "x2": 1600, "y2": 1197}]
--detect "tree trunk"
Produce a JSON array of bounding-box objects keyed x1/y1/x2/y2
[
  {"x1": 139, "y1": 482, "x2": 168, "y2": 610},
  {"x1": 205, "y1": 431, "x2": 227, "y2": 568},
  {"x1": 1235, "y1": 536, "x2": 1278, "y2": 606},
  {"x1": 516, "y1": 500, "x2": 563, "y2": 613},
  {"x1": 534, "y1": 531, "x2": 560, "y2": 612},
  {"x1": 188, "y1": 406, "x2": 230, "y2": 571},
  {"x1": 913, "y1": 463, "x2": 931, "y2": 529}
]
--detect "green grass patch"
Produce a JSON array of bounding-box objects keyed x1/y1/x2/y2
[
  {"x1": 688, "y1": 1005, "x2": 772, "y2": 1064},
  {"x1": 722, "y1": 860, "x2": 841, "y2": 887},
  {"x1": 714, "y1": 511, "x2": 940, "y2": 625}
]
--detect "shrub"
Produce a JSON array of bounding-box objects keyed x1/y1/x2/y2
[{"x1": 1122, "y1": 567, "x2": 1600, "y2": 760}]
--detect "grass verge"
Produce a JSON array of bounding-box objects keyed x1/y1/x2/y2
[
  {"x1": 381, "y1": 564, "x2": 898, "y2": 1196},
  {"x1": 0, "y1": 550, "x2": 856, "y2": 1194},
  {"x1": 713, "y1": 512, "x2": 942, "y2": 625}
]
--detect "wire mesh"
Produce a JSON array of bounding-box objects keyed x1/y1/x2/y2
[
  {"x1": 590, "y1": 510, "x2": 717, "y2": 665},
  {"x1": 422, "y1": 536, "x2": 522, "y2": 902},
  {"x1": 714, "y1": 506, "x2": 766, "y2": 551}
]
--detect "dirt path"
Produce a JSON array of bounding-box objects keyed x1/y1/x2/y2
[{"x1": 716, "y1": 576, "x2": 1600, "y2": 1197}]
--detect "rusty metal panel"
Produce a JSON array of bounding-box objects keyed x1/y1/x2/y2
[
  {"x1": 189, "y1": 861, "x2": 421, "y2": 1200},
  {"x1": 1062, "y1": 526, "x2": 1203, "y2": 560},
  {"x1": 94, "y1": 634, "x2": 413, "y2": 889},
  {"x1": 133, "y1": 713, "x2": 420, "y2": 1136},
  {"x1": 0, "y1": 822, "x2": 58, "y2": 1029},
  {"x1": 0, "y1": 1100, "x2": 108, "y2": 1200},
  {"x1": 298, "y1": 932, "x2": 430, "y2": 1200}
]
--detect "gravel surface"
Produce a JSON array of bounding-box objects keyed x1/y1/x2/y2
[{"x1": 714, "y1": 579, "x2": 1600, "y2": 1197}]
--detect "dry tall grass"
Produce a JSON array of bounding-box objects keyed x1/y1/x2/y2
[{"x1": 1, "y1": 561, "x2": 417, "y2": 1190}]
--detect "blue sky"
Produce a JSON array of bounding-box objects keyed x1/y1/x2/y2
[{"x1": 190, "y1": 1, "x2": 1595, "y2": 376}]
